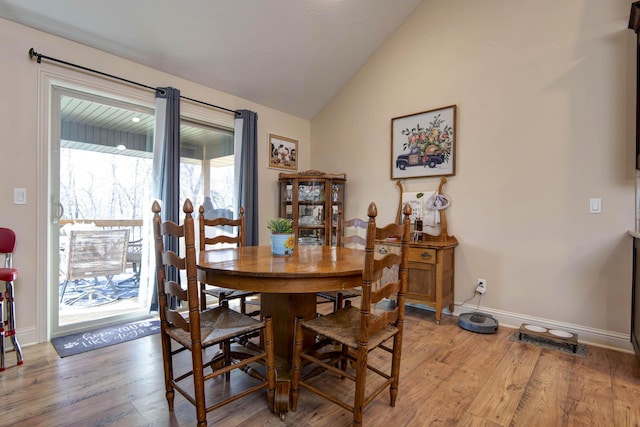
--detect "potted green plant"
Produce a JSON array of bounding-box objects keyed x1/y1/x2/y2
[{"x1": 267, "y1": 218, "x2": 295, "y2": 256}]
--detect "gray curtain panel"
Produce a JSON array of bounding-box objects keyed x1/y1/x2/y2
[
  {"x1": 150, "y1": 87, "x2": 181, "y2": 311},
  {"x1": 235, "y1": 110, "x2": 259, "y2": 246}
]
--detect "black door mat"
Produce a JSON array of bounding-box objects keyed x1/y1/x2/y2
[{"x1": 51, "y1": 319, "x2": 160, "y2": 357}]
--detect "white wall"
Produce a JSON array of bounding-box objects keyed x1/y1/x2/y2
[
  {"x1": 0, "y1": 17, "x2": 310, "y2": 345},
  {"x1": 311, "y1": 0, "x2": 636, "y2": 349}
]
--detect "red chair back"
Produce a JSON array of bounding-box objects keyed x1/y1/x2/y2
[{"x1": 0, "y1": 228, "x2": 16, "y2": 254}]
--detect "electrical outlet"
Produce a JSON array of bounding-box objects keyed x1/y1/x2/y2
[{"x1": 476, "y1": 278, "x2": 487, "y2": 294}]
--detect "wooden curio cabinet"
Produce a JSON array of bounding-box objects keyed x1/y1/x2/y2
[{"x1": 278, "y1": 170, "x2": 346, "y2": 246}]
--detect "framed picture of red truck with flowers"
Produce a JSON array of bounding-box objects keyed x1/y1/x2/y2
[{"x1": 391, "y1": 105, "x2": 456, "y2": 179}]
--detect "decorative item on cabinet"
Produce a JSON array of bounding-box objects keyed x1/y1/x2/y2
[
  {"x1": 396, "y1": 177, "x2": 454, "y2": 243},
  {"x1": 278, "y1": 170, "x2": 346, "y2": 246}
]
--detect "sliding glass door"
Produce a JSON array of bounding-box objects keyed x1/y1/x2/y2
[
  {"x1": 179, "y1": 118, "x2": 236, "y2": 229},
  {"x1": 51, "y1": 87, "x2": 155, "y2": 336},
  {"x1": 48, "y1": 84, "x2": 237, "y2": 337}
]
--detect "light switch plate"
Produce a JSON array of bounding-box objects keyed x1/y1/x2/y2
[
  {"x1": 589, "y1": 198, "x2": 601, "y2": 214},
  {"x1": 13, "y1": 188, "x2": 26, "y2": 205}
]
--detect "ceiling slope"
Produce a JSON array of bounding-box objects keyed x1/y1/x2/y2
[{"x1": 0, "y1": 0, "x2": 423, "y2": 119}]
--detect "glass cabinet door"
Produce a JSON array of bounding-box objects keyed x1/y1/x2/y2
[
  {"x1": 297, "y1": 181, "x2": 325, "y2": 245},
  {"x1": 278, "y1": 171, "x2": 346, "y2": 247}
]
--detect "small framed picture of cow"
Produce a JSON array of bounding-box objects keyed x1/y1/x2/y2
[{"x1": 268, "y1": 133, "x2": 298, "y2": 171}]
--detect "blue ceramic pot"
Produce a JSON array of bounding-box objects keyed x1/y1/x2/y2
[{"x1": 270, "y1": 233, "x2": 295, "y2": 256}]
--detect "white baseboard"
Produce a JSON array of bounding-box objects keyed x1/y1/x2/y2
[
  {"x1": 407, "y1": 302, "x2": 634, "y2": 354},
  {"x1": 18, "y1": 326, "x2": 39, "y2": 348}
]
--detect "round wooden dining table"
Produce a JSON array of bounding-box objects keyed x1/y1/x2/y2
[
  {"x1": 197, "y1": 244, "x2": 364, "y2": 416},
  {"x1": 197, "y1": 244, "x2": 364, "y2": 292}
]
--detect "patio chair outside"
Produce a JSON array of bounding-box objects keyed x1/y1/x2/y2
[{"x1": 59, "y1": 229, "x2": 129, "y2": 306}]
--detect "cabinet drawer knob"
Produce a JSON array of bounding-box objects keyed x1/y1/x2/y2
[
  {"x1": 421, "y1": 251, "x2": 432, "y2": 259},
  {"x1": 378, "y1": 247, "x2": 388, "y2": 254}
]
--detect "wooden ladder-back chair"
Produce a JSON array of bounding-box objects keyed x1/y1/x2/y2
[
  {"x1": 291, "y1": 202, "x2": 411, "y2": 426},
  {"x1": 152, "y1": 199, "x2": 276, "y2": 426},
  {"x1": 317, "y1": 212, "x2": 366, "y2": 312},
  {"x1": 198, "y1": 205, "x2": 260, "y2": 315}
]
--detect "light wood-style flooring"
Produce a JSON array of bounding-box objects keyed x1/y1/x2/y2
[{"x1": 2, "y1": 306, "x2": 640, "y2": 426}]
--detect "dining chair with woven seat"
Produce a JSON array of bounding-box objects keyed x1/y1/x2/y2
[
  {"x1": 316, "y1": 215, "x2": 367, "y2": 312},
  {"x1": 198, "y1": 205, "x2": 260, "y2": 316},
  {"x1": 291, "y1": 202, "x2": 411, "y2": 426},
  {"x1": 152, "y1": 199, "x2": 276, "y2": 427}
]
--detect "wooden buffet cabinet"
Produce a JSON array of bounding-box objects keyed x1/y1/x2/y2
[
  {"x1": 376, "y1": 238, "x2": 458, "y2": 324},
  {"x1": 383, "y1": 176, "x2": 459, "y2": 324}
]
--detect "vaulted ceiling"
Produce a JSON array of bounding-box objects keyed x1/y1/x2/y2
[{"x1": 0, "y1": 0, "x2": 424, "y2": 120}]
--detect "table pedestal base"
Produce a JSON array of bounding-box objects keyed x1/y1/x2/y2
[{"x1": 261, "y1": 293, "x2": 318, "y2": 419}]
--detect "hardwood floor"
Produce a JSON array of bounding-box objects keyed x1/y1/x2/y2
[{"x1": 2, "y1": 306, "x2": 640, "y2": 426}]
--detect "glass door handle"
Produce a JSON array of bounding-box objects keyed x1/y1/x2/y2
[{"x1": 53, "y1": 200, "x2": 64, "y2": 223}]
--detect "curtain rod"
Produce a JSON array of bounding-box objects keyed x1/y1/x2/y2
[{"x1": 28, "y1": 48, "x2": 239, "y2": 116}]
